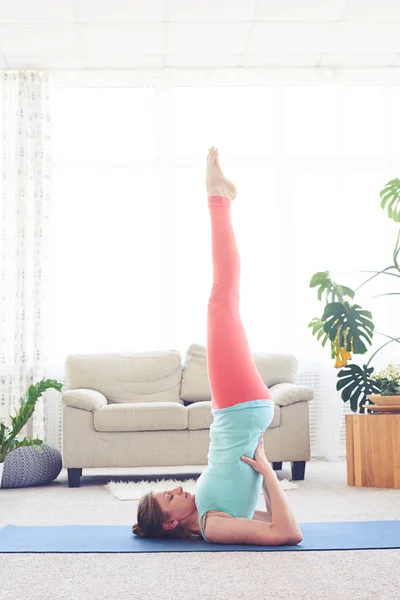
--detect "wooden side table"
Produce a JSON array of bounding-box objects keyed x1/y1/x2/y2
[{"x1": 345, "y1": 413, "x2": 400, "y2": 489}]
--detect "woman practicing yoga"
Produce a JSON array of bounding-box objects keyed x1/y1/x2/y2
[{"x1": 132, "y1": 147, "x2": 303, "y2": 546}]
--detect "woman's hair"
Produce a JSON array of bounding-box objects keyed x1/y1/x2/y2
[{"x1": 132, "y1": 492, "x2": 200, "y2": 540}]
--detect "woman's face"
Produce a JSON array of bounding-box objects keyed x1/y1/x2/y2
[{"x1": 153, "y1": 485, "x2": 196, "y2": 529}]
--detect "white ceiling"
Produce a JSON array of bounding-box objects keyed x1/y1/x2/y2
[{"x1": 0, "y1": 0, "x2": 400, "y2": 70}]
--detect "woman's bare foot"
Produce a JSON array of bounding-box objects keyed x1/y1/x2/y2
[{"x1": 206, "y1": 146, "x2": 237, "y2": 200}]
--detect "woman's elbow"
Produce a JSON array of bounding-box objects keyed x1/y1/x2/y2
[{"x1": 286, "y1": 530, "x2": 303, "y2": 545}]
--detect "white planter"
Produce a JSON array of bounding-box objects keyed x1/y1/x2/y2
[{"x1": 0, "y1": 462, "x2": 3, "y2": 488}]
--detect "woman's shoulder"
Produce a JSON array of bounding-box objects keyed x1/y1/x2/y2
[{"x1": 202, "y1": 510, "x2": 234, "y2": 538}]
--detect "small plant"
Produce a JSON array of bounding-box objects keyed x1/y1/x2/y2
[
  {"x1": 0, "y1": 379, "x2": 63, "y2": 463},
  {"x1": 371, "y1": 363, "x2": 400, "y2": 396}
]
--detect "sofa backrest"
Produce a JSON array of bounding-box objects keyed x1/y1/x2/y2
[
  {"x1": 65, "y1": 351, "x2": 183, "y2": 404},
  {"x1": 180, "y1": 344, "x2": 298, "y2": 403},
  {"x1": 64, "y1": 345, "x2": 298, "y2": 405}
]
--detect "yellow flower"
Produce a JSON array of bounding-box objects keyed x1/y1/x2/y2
[{"x1": 333, "y1": 324, "x2": 354, "y2": 368}]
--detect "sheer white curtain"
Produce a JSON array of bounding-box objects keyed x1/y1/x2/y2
[{"x1": 0, "y1": 71, "x2": 52, "y2": 439}]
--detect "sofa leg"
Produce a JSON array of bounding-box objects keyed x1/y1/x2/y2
[
  {"x1": 291, "y1": 461, "x2": 306, "y2": 481},
  {"x1": 272, "y1": 462, "x2": 283, "y2": 471},
  {"x1": 68, "y1": 468, "x2": 81, "y2": 488}
]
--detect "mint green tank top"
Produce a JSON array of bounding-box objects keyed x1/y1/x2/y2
[{"x1": 195, "y1": 399, "x2": 274, "y2": 542}]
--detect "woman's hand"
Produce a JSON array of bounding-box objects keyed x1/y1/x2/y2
[{"x1": 241, "y1": 436, "x2": 271, "y2": 474}]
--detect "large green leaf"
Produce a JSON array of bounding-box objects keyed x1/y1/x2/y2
[
  {"x1": 308, "y1": 317, "x2": 336, "y2": 359},
  {"x1": 308, "y1": 317, "x2": 330, "y2": 346},
  {"x1": 310, "y1": 271, "x2": 355, "y2": 303},
  {"x1": 336, "y1": 364, "x2": 382, "y2": 412},
  {"x1": 380, "y1": 178, "x2": 400, "y2": 223},
  {"x1": 322, "y1": 301, "x2": 374, "y2": 354}
]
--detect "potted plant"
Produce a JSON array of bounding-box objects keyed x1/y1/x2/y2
[
  {"x1": 308, "y1": 178, "x2": 400, "y2": 413},
  {"x1": 0, "y1": 378, "x2": 63, "y2": 486},
  {"x1": 367, "y1": 363, "x2": 400, "y2": 406}
]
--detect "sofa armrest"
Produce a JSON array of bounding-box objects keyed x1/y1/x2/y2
[
  {"x1": 62, "y1": 388, "x2": 108, "y2": 412},
  {"x1": 269, "y1": 383, "x2": 314, "y2": 408}
]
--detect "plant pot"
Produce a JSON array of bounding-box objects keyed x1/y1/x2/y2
[
  {"x1": 366, "y1": 394, "x2": 400, "y2": 407},
  {"x1": 0, "y1": 462, "x2": 3, "y2": 488}
]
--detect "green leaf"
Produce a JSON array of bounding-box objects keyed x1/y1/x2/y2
[
  {"x1": 380, "y1": 178, "x2": 400, "y2": 223},
  {"x1": 0, "y1": 423, "x2": 7, "y2": 445},
  {"x1": 308, "y1": 317, "x2": 338, "y2": 360},
  {"x1": 308, "y1": 317, "x2": 330, "y2": 345},
  {"x1": 322, "y1": 301, "x2": 374, "y2": 354},
  {"x1": 336, "y1": 364, "x2": 381, "y2": 412},
  {"x1": 310, "y1": 271, "x2": 355, "y2": 304}
]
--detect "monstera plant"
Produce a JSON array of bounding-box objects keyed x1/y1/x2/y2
[{"x1": 308, "y1": 178, "x2": 400, "y2": 413}]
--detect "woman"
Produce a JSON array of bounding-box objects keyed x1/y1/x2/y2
[{"x1": 132, "y1": 147, "x2": 303, "y2": 546}]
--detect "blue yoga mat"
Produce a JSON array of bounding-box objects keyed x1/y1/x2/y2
[{"x1": 1, "y1": 521, "x2": 399, "y2": 553}]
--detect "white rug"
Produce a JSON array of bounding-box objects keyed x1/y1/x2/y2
[{"x1": 106, "y1": 477, "x2": 298, "y2": 500}]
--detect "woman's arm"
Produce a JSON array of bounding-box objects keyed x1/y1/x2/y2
[
  {"x1": 241, "y1": 438, "x2": 301, "y2": 538},
  {"x1": 260, "y1": 463, "x2": 300, "y2": 536},
  {"x1": 252, "y1": 510, "x2": 272, "y2": 523},
  {"x1": 252, "y1": 478, "x2": 273, "y2": 522},
  {"x1": 205, "y1": 515, "x2": 301, "y2": 545}
]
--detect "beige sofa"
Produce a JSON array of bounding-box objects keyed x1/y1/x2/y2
[{"x1": 62, "y1": 344, "x2": 314, "y2": 487}]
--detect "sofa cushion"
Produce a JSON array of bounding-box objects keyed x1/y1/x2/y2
[
  {"x1": 65, "y1": 351, "x2": 182, "y2": 404},
  {"x1": 181, "y1": 344, "x2": 298, "y2": 403},
  {"x1": 252, "y1": 352, "x2": 297, "y2": 386},
  {"x1": 187, "y1": 401, "x2": 213, "y2": 430},
  {"x1": 93, "y1": 402, "x2": 188, "y2": 432}
]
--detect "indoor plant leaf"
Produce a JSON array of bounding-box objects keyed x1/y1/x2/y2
[
  {"x1": 380, "y1": 178, "x2": 400, "y2": 223},
  {"x1": 322, "y1": 301, "x2": 374, "y2": 355},
  {"x1": 336, "y1": 363, "x2": 381, "y2": 412},
  {"x1": 310, "y1": 271, "x2": 355, "y2": 303},
  {"x1": 308, "y1": 317, "x2": 336, "y2": 360}
]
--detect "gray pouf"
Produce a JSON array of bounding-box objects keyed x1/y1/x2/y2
[{"x1": 1, "y1": 443, "x2": 62, "y2": 489}]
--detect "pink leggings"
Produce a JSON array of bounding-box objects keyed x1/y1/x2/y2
[{"x1": 207, "y1": 195, "x2": 272, "y2": 410}]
